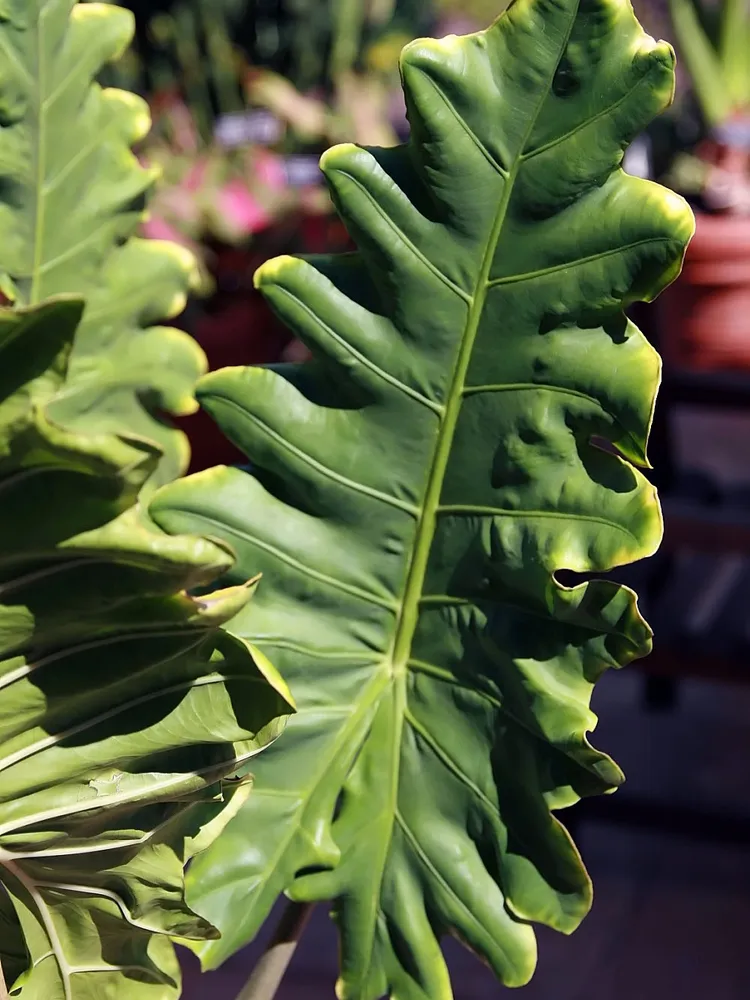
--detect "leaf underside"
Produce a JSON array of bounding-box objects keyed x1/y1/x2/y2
[
  {"x1": 152, "y1": 1, "x2": 693, "y2": 997},
  {"x1": 0, "y1": 298, "x2": 292, "y2": 999},
  {"x1": 0, "y1": 0, "x2": 204, "y2": 491}
]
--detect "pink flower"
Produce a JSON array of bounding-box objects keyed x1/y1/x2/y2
[
  {"x1": 141, "y1": 215, "x2": 190, "y2": 245},
  {"x1": 216, "y1": 179, "x2": 272, "y2": 235},
  {"x1": 184, "y1": 158, "x2": 209, "y2": 193},
  {"x1": 254, "y1": 149, "x2": 288, "y2": 191}
]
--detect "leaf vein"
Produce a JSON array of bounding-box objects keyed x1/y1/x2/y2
[
  {"x1": 0, "y1": 34, "x2": 33, "y2": 87},
  {"x1": 336, "y1": 169, "x2": 472, "y2": 304},
  {"x1": 256, "y1": 638, "x2": 380, "y2": 662},
  {"x1": 404, "y1": 705, "x2": 501, "y2": 819},
  {"x1": 1, "y1": 857, "x2": 73, "y2": 999},
  {"x1": 166, "y1": 509, "x2": 398, "y2": 612},
  {"x1": 269, "y1": 286, "x2": 445, "y2": 414},
  {"x1": 421, "y1": 75, "x2": 510, "y2": 178},
  {"x1": 436, "y1": 504, "x2": 640, "y2": 543},
  {"x1": 207, "y1": 396, "x2": 420, "y2": 516},
  {"x1": 0, "y1": 674, "x2": 230, "y2": 777},
  {"x1": 394, "y1": 809, "x2": 517, "y2": 966},
  {"x1": 36, "y1": 218, "x2": 122, "y2": 279},
  {"x1": 377, "y1": 11, "x2": 582, "y2": 987},
  {"x1": 487, "y1": 237, "x2": 680, "y2": 287},
  {"x1": 0, "y1": 746, "x2": 265, "y2": 839},
  {"x1": 407, "y1": 659, "x2": 613, "y2": 782},
  {"x1": 461, "y1": 382, "x2": 646, "y2": 461},
  {"x1": 521, "y1": 70, "x2": 657, "y2": 161}
]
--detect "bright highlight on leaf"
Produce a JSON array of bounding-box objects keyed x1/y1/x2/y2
[
  {"x1": 0, "y1": 1, "x2": 204, "y2": 492},
  {"x1": 0, "y1": 298, "x2": 293, "y2": 999},
  {"x1": 153, "y1": 0, "x2": 693, "y2": 997}
]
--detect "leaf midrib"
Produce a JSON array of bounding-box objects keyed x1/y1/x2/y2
[
  {"x1": 361, "y1": 9, "x2": 581, "y2": 984},
  {"x1": 358, "y1": 166, "x2": 520, "y2": 981},
  {"x1": 388, "y1": 170, "x2": 519, "y2": 671},
  {"x1": 2, "y1": 855, "x2": 73, "y2": 999},
  {"x1": 390, "y1": 5, "x2": 581, "y2": 675}
]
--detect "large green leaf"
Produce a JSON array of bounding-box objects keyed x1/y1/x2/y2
[
  {"x1": 153, "y1": 1, "x2": 693, "y2": 996},
  {"x1": 0, "y1": 1, "x2": 204, "y2": 491},
  {"x1": 0, "y1": 297, "x2": 293, "y2": 999}
]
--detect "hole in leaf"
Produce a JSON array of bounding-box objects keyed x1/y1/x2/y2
[
  {"x1": 555, "y1": 568, "x2": 596, "y2": 588},
  {"x1": 552, "y1": 55, "x2": 581, "y2": 97},
  {"x1": 590, "y1": 434, "x2": 626, "y2": 461}
]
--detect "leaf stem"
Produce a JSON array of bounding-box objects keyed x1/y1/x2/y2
[{"x1": 234, "y1": 901, "x2": 314, "y2": 1000}]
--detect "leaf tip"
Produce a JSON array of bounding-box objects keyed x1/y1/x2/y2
[
  {"x1": 110, "y1": 87, "x2": 153, "y2": 144},
  {"x1": 319, "y1": 141, "x2": 359, "y2": 174},
  {"x1": 246, "y1": 642, "x2": 297, "y2": 711},
  {"x1": 73, "y1": 1, "x2": 135, "y2": 62},
  {"x1": 253, "y1": 254, "x2": 299, "y2": 291}
]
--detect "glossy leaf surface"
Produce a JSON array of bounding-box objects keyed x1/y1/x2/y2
[
  {"x1": 0, "y1": 299, "x2": 293, "y2": 999},
  {"x1": 154, "y1": 1, "x2": 693, "y2": 996},
  {"x1": 0, "y1": 1, "x2": 203, "y2": 490}
]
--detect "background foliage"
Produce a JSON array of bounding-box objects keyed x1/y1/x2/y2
[
  {"x1": 0, "y1": 3, "x2": 293, "y2": 996},
  {"x1": 0, "y1": 296, "x2": 292, "y2": 998},
  {"x1": 0, "y1": 0, "x2": 204, "y2": 491}
]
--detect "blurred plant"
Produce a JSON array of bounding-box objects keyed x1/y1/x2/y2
[
  {"x1": 434, "y1": 0, "x2": 510, "y2": 29},
  {"x1": 663, "y1": 0, "x2": 750, "y2": 212},
  {"x1": 97, "y1": 0, "x2": 525, "y2": 279},
  {"x1": 108, "y1": 0, "x2": 428, "y2": 285},
  {"x1": 248, "y1": 0, "x2": 433, "y2": 92},
  {"x1": 669, "y1": 0, "x2": 749, "y2": 128},
  {"x1": 117, "y1": 0, "x2": 432, "y2": 465}
]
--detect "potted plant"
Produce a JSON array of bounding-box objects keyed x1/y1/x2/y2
[
  {"x1": 658, "y1": 0, "x2": 750, "y2": 370},
  {"x1": 0, "y1": 2, "x2": 693, "y2": 997}
]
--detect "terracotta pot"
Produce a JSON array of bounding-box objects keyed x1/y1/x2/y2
[{"x1": 659, "y1": 210, "x2": 750, "y2": 371}]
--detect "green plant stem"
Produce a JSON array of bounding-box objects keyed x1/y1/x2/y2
[
  {"x1": 235, "y1": 901, "x2": 314, "y2": 1000},
  {"x1": 0, "y1": 957, "x2": 8, "y2": 1000},
  {"x1": 200, "y1": 0, "x2": 243, "y2": 118},
  {"x1": 172, "y1": 6, "x2": 213, "y2": 144},
  {"x1": 330, "y1": 0, "x2": 366, "y2": 79}
]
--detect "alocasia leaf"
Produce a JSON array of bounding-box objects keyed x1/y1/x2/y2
[
  {"x1": 0, "y1": 297, "x2": 293, "y2": 998},
  {"x1": 153, "y1": 0, "x2": 693, "y2": 996},
  {"x1": 0, "y1": 1, "x2": 204, "y2": 491}
]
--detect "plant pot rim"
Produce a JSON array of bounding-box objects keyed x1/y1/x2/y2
[{"x1": 685, "y1": 209, "x2": 750, "y2": 262}]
